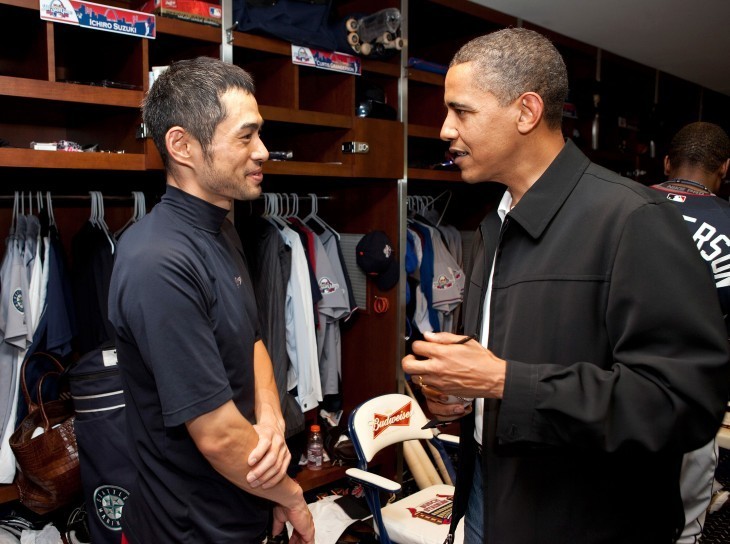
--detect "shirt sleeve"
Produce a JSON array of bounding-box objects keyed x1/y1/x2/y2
[{"x1": 118, "y1": 248, "x2": 232, "y2": 428}]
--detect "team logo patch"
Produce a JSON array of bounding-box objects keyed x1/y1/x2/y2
[
  {"x1": 46, "y1": 0, "x2": 71, "y2": 18},
  {"x1": 319, "y1": 277, "x2": 339, "y2": 295},
  {"x1": 406, "y1": 494, "x2": 454, "y2": 525},
  {"x1": 667, "y1": 193, "x2": 687, "y2": 203},
  {"x1": 383, "y1": 244, "x2": 393, "y2": 259},
  {"x1": 233, "y1": 275, "x2": 242, "y2": 287},
  {"x1": 12, "y1": 288, "x2": 23, "y2": 313},
  {"x1": 94, "y1": 485, "x2": 129, "y2": 531},
  {"x1": 372, "y1": 401, "x2": 411, "y2": 438},
  {"x1": 433, "y1": 274, "x2": 454, "y2": 290}
]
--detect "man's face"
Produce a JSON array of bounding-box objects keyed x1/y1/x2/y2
[
  {"x1": 197, "y1": 88, "x2": 268, "y2": 205},
  {"x1": 440, "y1": 62, "x2": 519, "y2": 184}
]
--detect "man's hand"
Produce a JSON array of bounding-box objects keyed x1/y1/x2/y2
[
  {"x1": 420, "y1": 385, "x2": 474, "y2": 422},
  {"x1": 272, "y1": 490, "x2": 315, "y2": 544},
  {"x1": 247, "y1": 421, "x2": 290, "y2": 489},
  {"x1": 402, "y1": 331, "x2": 507, "y2": 419}
]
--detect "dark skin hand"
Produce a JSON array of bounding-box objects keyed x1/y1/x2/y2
[{"x1": 402, "y1": 331, "x2": 506, "y2": 421}]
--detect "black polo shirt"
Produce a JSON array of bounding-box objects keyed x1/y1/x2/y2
[{"x1": 108, "y1": 186, "x2": 268, "y2": 543}]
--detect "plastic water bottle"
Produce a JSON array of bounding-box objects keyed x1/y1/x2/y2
[{"x1": 306, "y1": 424, "x2": 323, "y2": 471}]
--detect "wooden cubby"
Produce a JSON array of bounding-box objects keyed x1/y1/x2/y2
[
  {"x1": 2, "y1": 0, "x2": 729, "y2": 503},
  {"x1": 406, "y1": 0, "x2": 730, "y2": 190},
  {"x1": 0, "y1": 0, "x2": 406, "y2": 496},
  {"x1": 1, "y1": 2, "x2": 50, "y2": 80}
]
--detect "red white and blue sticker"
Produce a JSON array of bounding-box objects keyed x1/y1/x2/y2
[
  {"x1": 291, "y1": 45, "x2": 361, "y2": 76},
  {"x1": 40, "y1": 0, "x2": 156, "y2": 39}
]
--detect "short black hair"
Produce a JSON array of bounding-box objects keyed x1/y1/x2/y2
[
  {"x1": 142, "y1": 57, "x2": 256, "y2": 170},
  {"x1": 667, "y1": 122, "x2": 730, "y2": 173},
  {"x1": 451, "y1": 28, "x2": 568, "y2": 130}
]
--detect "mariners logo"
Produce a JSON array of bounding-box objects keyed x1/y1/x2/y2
[
  {"x1": 12, "y1": 289, "x2": 23, "y2": 313},
  {"x1": 94, "y1": 485, "x2": 129, "y2": 531}
]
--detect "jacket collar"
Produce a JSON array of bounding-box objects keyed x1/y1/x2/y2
[{"x1": 498, "y1": 139, "x2": 591, "y2": 239}]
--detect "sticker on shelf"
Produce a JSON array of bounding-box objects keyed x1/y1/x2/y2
[
  {"x1": 40, "y1": 0, "x2": 156, "y2": 39},
  {"x1": 291, "y1": 45, "x2": 361, "y2": 76}
]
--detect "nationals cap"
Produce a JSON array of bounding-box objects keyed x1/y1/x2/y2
[{"x1": 356, "y1": 230, "x2": 399, "y2": 291}]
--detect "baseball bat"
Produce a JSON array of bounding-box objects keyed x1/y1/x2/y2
[{"x1": 404, "y1": 440, "x2": 431, "y2": 490}]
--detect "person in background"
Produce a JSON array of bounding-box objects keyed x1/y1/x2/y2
[
  {"x1": 402, "y1": 28, "x2": 730, "y2": 544},
  {"x1": 108, "y1": 57, "x2": 314, "y2": 544},
  {"x1": 651, "y1": 120, "x2": 730, "y2": 543}
]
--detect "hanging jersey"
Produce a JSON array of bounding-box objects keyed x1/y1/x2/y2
[
  {"x1": 314, "y1": 233, "x2": 349, "y2": 396},
  {"x1": 278, "y1": 223, "x2": 322, "y2": 411}
]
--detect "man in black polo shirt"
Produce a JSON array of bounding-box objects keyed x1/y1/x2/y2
[{"x1": 108, "y1": 57, "x2": 314, "y2": 543}]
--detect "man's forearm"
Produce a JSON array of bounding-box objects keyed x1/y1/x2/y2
[{"x1": 254, "y1": 340, "x2": 285, "y2": 431}]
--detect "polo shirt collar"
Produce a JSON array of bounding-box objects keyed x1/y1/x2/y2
[
  {"x1": 507, "y1": 139, "x2": 591, "y2": 239},
  {"x1": 162, "y1": 185, "x2": 229, "y2": 233}
]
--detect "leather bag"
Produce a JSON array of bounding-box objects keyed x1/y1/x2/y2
[{"x1": 9, "y1": 353, "x2": 81, "y2": 515}]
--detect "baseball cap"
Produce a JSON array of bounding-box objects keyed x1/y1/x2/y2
[{"x1": 356, "y1": 230, "x2": 399, "y2": 291}]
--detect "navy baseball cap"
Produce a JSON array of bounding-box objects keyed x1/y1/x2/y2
[{"x1": 356, "y1": 230, "x2": 399, "y2": 291}]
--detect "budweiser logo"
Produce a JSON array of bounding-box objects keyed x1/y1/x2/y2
[{"x1": 372, "y1": 402, "x2": 411, "y2": 438}]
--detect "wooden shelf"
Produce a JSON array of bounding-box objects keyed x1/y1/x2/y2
[
  {"x1": 156, "y1": 16, "x2": 221, "y2": 42},
  {"x1": 0, "y1": 148, "x2": 147, "y2": 170},
  {"x1": 259, "y1": 105, "x2": 353, "y2": 129},
  {"x1": 295, "y1": 463, "x2": 348, "y2": 492},
  {"x1": 408, "y1": 124, "x2": 442, "y2": 139},
  {"x1": 264, "y1": 160, "x2": 349, "y2": 177},
  {"x1": 408, "y1": 167, "x2": 463, "y2": 182},
  {"x1": 363, "y1": 58, "x2": 401, "y2": 78},
  {"x1": 232, "y1": 30, "x2": 292, "y2": 56},
  {"x1": 408, "y1": 69, "x2": 445, "y2": 86},
  {"x1": 1, "y1": 0, "x2": 36, "y2": 9},
  {"x1": 0, "y1": 76, "x2": 144, "y2": 107}
]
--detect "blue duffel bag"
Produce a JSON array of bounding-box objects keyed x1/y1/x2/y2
[{"x1": 68, "y1": 345, "x2": 133, "y2": 544}]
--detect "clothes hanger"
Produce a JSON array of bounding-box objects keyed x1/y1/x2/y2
[
  {"x1": 289, "y1": 193, "x2": 299, "y2": 219},
  {"x1": 115, "y1": 191, "x2": 145, "y2": 238},
  {"x1": 134, "y1": 191, "x2": 146, "y2": 221},
  {"x1": 91, "y1": 191, "x2": 115, "y2": 254},
  {"x1": 434, "y1": 190, "x2": 452, "y2": 227},
  {"x1": 45, "y1": 192, "x2": 56, "y2": 228},
  {"x1": 303, "y1": 193, "x2": 340, "y2": 240},
  {"x1": 264, "y1": 192, "x2": 288, "y2": 229},
  {"x1": 11, "y1": 191, "x2": 18, "y2": 235},
  {"x1": 88, "y1": 191, "x2": 98, "y2": 227}
]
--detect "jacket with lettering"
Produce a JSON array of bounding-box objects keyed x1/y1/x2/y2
[{"x1": 451, "y1": 141, "x2": 730, "y2": 544}]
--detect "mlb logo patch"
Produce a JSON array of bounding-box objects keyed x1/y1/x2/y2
[{"x1": 667, "y1": 193, "x2": 686, "y2": 203}]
